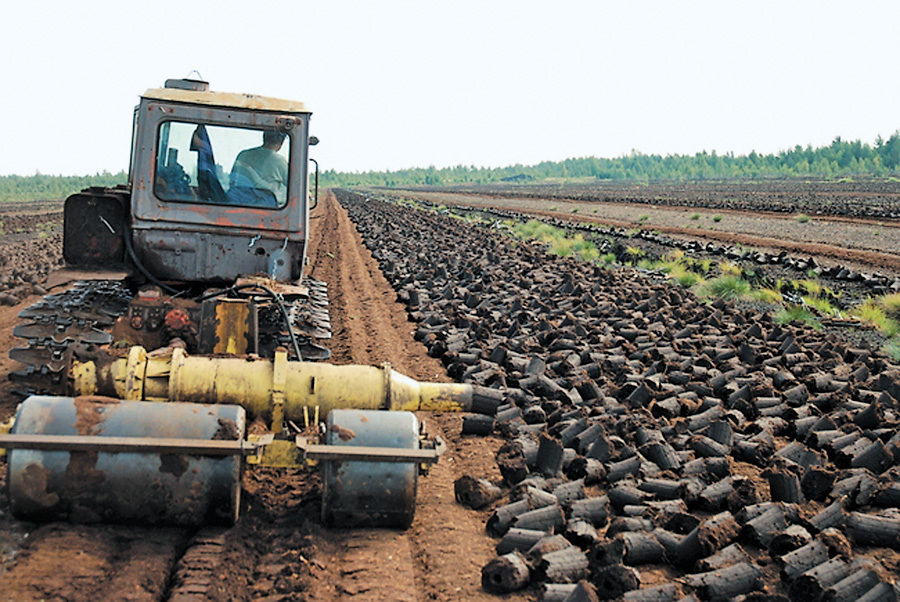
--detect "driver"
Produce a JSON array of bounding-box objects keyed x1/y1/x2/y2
[{"x1": 229, "y1": 130, "x2": 288, "y2": 204}]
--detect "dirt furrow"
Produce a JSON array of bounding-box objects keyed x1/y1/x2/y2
[{"x1": 302, "y1": 192, "x2": 529, "y2": 601}]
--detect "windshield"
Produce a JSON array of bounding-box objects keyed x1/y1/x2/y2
[{"x1": 154, "y1": 121, "x2": 290, "y2": 209}]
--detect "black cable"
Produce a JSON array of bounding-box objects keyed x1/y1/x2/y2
[{"x1": 122, "y1": 222, "x2": 180, "y2": 295}]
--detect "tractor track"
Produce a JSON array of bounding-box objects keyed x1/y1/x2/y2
[{"x1": 302, "y1": 192, "x2": 531, "y2": 602}]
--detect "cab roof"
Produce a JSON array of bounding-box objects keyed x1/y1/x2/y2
[{"x1": 142, "y1": 84, "x2": 310, "y2": 114}]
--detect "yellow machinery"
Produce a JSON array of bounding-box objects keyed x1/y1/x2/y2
[{"x1": 1, "y1": 347, "x2": 474, "y2": 527}]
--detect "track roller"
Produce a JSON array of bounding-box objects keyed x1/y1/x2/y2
[{"x1": 6, "y1": 396, "x2": 244, "y2": 525}]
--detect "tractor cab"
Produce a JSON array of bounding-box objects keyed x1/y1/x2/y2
[{"x1": 64, "y1": 78, "x2": 317, "y2": 284}]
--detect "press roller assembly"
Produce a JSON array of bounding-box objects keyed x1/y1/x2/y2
[{"x1": 1, "y1": 346, "x2": 476, "y2": 528}]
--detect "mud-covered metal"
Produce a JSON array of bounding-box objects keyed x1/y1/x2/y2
[
  {"x1": 10, "y1": 274, "x2": 331, "y2": 396},
  {"x1": 6, "y1": 396, "x2": 245, "y2": 525},
  {"x1": 198, "y1": 297, "x2": 256, "y2": 355},
  {"x1": 9, "y1": 281, "x2": 133, "y2": 394},
  {"x1": 320, "y1": 409, "x2": 420, "y2": 529}
]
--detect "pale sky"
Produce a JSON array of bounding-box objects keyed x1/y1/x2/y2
[{"x1": 2, "y1": 0, "x2": 898, "y2": 177}]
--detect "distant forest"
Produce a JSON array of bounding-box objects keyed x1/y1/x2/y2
[
  {"x1": 322, "y1": 133, "x2": 900, "y2": 187},
  {"x1": 2, "y1": 133, "x2": 899, "y2": 201},
  {"x1": 0, "y1": 171, "x2": 127, "y2": 202}
]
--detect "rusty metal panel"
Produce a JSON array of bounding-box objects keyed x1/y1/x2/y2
[
  {"x1": 132, "y1": 227, "x2": 305, "y2": 282},
  {"x1": 198, "y1": 298, "x2": 258, "y2": 355}
]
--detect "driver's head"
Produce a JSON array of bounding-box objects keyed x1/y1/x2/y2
[{"x1": 263, "y1": 130, "x2": 287, "y2": 149}]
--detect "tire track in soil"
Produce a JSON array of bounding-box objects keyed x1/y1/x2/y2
[{"x1": 302, "y1": 192, "x2": 531, "y2": 601}]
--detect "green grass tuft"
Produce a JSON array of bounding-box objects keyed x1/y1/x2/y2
[
  {"x1": 775, "y1": 305, "x2": 822, "y2": 329},
  {"x1": 855, "y1": 298, "x2": 900, "y2": 337},
  {"x1": 700, "y1": 275, "x2": 752, "y2": 300},
  {"x1": 752, "y1": 288, "x2": 783, "y2": 303},
  {"x1": 884, "y1": 338, "x2": 900, "y2": 362}
]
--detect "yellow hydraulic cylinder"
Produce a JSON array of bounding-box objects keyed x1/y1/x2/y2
[{"x1": 73, "y1": 346, "x2": 473, "y2": 422}]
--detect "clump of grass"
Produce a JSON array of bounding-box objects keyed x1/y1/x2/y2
[
  {"x1": 570, "y1": 235, "x2": 600, "y2": 261},
  {"x1": 796, "y1": 214, "x2": 811, "y2": 223},
  {"x1": 775, "y1": 305, "x2": 822, "y2": 329},
  {"x1": 699, "y1": 275, "x2": 752, "y2": 300},
  {"x1": 671, "y1": 265, "x2": 704, "y2": 287},
  {"x1": 879, "y1": 292, "x2": 900, "y2": 320},
  {"x1": 592, "y1": 208, "x2": 599, "y2": 213},
  {"x1": 513, "y1": 220, "x2": 601, "y2": 263},
  {"x1": 855, "y1": 298, "x2": 900, "y2": 337},
  {"x1": 689, "y1": 213, "x2": 701, "y2": 221},
  {"x1": 803, "y1": 295, "x2": 838, "y2": 316},
  {"x1": 694, "y1": 258, "x2": 714, "y2": 274},
  {"x1": 571, "y1": 208, "x2": 579, "y2": 213},
  {"x1": 712, "y1": 214, "x2": 723, "y2": 222},
  {"x1": 625, "y1": 246, "x2": 645, "y2": 260},
  {"x1": 638, "y1": 214, "x2": 649, "y2": 222},
  {"x1": 717, "y1": 260, "x2": 742, "y2": 277},
  {"x1": 752, "y1": 288, "x2": 783, "y2": 304},
  {"x1": 884, "y1": 338, "x2": 900, "y2": 362},
  {"x1": 796, "y1": 278, "x2": 822, "y2": 296},
  {"x1": 600, "y1": 252, "x2": 617, "y2": 265},
  {"x1": 549, "y1": 205, "x2": 559, "y2": 211}
]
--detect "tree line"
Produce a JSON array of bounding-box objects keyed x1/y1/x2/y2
[
  {"x1": 0, "y1": 171, "x2": 127, "y2": 202},
  {"x1": 320, "y1": 132, "x2": 900, "y2": 187},
  {"x1": 2, "y1": 133, "x2": 899, "y2": 201}
]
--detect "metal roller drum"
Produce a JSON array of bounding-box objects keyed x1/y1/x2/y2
[
  {"x1": 7, "y1": 396, "x2": 244, "y2": 525},
  {"x1": 321, "y1": 409, "x2": 419, "y2": 529}
]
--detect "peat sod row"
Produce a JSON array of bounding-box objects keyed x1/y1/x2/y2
[
  {"x1": 415, "y1": 179, "x2": 900, "y2": 220},
  {"x1": 335, "y1": 189, "x2": 900, "y2": 601}
]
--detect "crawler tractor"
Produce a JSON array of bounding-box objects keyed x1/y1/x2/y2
[{"x1": 0, "y1": 79, "x2": 476, "y2": 528}]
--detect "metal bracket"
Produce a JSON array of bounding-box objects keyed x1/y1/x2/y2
[
  {"x1": 0, "y1": 433, "x2": 259, "y2": 456},
  {"x1": 271, "y1": 348, "x2": 288, "y2": 433},
  {"x1": 0, "y1": 429, "x2": 447, "y2": 466},
  {"x1": 295, "y1": 435, "x2": 446, "y2": 464}
]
